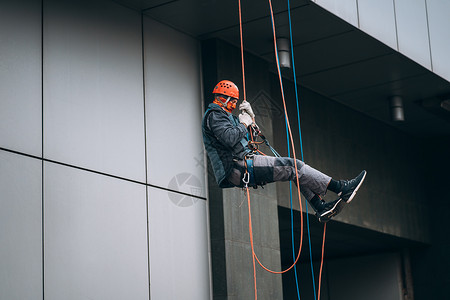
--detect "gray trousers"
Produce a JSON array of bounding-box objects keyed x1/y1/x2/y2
[{"x1": 227, "y1": 155, "x2": 331, "y2": 201}]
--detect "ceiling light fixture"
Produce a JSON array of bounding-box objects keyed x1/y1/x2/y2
[
  {"x1": 277, "y1": 38, "x2": 291, "y2": 69},
  {"x1": 390, "y1": 96, "x2": 405, "y2": 122},
  {"x1": 440, "y1": 99, "x2": 450, "y2": 112}
]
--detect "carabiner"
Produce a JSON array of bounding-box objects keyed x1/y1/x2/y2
[{"x1": 242, "y1": 171, "x2": 250, "y2": 189}]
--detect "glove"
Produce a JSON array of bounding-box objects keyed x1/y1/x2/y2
[
  {"x1": 239, "y1": 111, "x2": 253, "y2": 127},
  {"x1": 239, "y1": 100, "x2": 255, "y2": 118}
]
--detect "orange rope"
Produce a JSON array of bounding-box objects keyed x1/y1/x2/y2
[
  {"x1": 238, "y1": 4, "x2": 256, "y2": 297},
  {"x1": 318, "y1": 223, "x2": 327, "y2": 300},
  {"x1": 248, "y1": 0, "x2": 304, "y2": 275},
  {"x1": 238, "y1": 0, "x2": 246, "y2": 101},
  {"x1": 246, "y1": 188, "x2": 258, "y2": 299},
  {"x1": 238, "y1": 1, "x2": 305, "y2": 299},
  {"x1": 255, "y1": 149, "x2": 266, "y2": 156},
  {"x1": 248, "y1": 128, "x2": 267, "y2": 156},
  {"x1": 238, "y1": 1, "x2": 330, "y2": 300}
]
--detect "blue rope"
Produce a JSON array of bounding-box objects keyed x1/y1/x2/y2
[
  {"x1": 272, "y1": 9, "x2": 301, "y2": 300},
  {"x1": 268, "y1": 1, "x2": 302, "y2": 297},
  {"x1": 286, "y1": 0, "x2": 318, "y2": 299},
  {"x1": 285, "y1": 129, "x2": 301, "y2": 300},
  {"x1": 265, "y1": 140, "x2": 282, "y2": 158},
  {"x1": 270, "y1": 2, "x2": 316, "y2": 299}
]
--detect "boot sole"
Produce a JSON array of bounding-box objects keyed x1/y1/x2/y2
[
  {"x1": 340, "y1": 170, "x2": 367, "y2": 204},
  {"x1": 318, "y1": 198, "x2": 344, "y2": 223}
]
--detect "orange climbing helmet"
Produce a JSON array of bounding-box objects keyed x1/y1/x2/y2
[
  {"x1": 212, "y1": 80, "x2": 239, "y2": 113},
  {"x1": 212, "y1": 80, "x2": 239, "y2": 99}
]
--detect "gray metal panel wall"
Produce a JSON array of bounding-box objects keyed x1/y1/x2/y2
[
  {"x1": 144, "y1": 16, "x2": 206, "y2": 197},
  {"x1": 426, "y1": 0, "x2": 450, "y2": 80},
  {"x1": 148, "y1": 187, "x2": 210, "y2": 299},
  {"x1": 314, "y1": 0, "x2": 450, "y2": 82},
  {"x1": 0, "y1": 0, "x2": 42, "y2": 157},
  {"x1": 0, "y1": 0, "x2": 210, "y2": 299},
  {"x1": 315, "y1": 0, "x2": 359, "y2": 27},
  {"x1": 143, "y1": 16, "x2": 211, "y2": 299},
  {"x1": 0, "y1": 151, "x2": 43, "y2": 299},
  {"x1": 395, "y1": 0, "x2": 432, "y2": 69},
  {"x1": 43, "y1": 0, "x2": 146, "y2": 182},
  {"x1": 44, "y1": 162, "x2": 149, "y2": 300},
  {"x1": 357, "y1": 0, "x2": 398, "y2": 50}
]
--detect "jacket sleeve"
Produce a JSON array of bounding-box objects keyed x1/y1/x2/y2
[{"x1": 207, "y1": 110, "x2": 248, "y2": 148}]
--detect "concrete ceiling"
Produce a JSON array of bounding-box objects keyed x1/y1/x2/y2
[{"x1": 115, "y1": 0, "x2": 450, "y2": 137}]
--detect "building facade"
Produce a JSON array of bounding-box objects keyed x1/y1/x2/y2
[{"x1": 1, "y1": 0, "x2": 449, "y2": 299}]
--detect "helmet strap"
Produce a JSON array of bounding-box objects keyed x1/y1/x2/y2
[
  {"x1": 214, "y1": 95, "x2": 235, "y2": 113},
  {"x1": 223, "y1": 96, "x2": 231, "y2": 106},
  {"x1": 215, "y1": 95, "x2": 230, "y2": 107}
]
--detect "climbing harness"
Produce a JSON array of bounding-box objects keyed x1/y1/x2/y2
[
  {"x1": 242, "y1": 156, "x2": 255, "y2": 188},
  {"x1": 237, "y1": 0, "x2": 328, "y2": 299}
]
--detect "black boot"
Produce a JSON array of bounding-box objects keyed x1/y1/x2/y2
[
  {"x1": 338, "y1": 170, "x2": 367, "y2": 203},
  {"x1": 316, "y1": 198, "x2": 344, "y2": 223},
  {"x1": 309, "y1": 195, "x2": 344, "y2": 223}
]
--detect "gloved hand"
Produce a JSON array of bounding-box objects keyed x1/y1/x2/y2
[
  {"x1": 239, "y1": 111, "x2": 253, "y2": 127},
  {"x1": 239, "y1": 100, "x2": 255, "y2": 118}
]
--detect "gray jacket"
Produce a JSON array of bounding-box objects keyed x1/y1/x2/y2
[{"x1": 202, "y1": 103, "x2": 251, "y2": 187}]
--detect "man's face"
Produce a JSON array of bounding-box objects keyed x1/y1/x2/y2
[
  {"x1": 216, "y1": 95, "x2": 238, "y2": 113},
  {"x1": 227, "y1": 98, "x2": 238, "y2": 112}
]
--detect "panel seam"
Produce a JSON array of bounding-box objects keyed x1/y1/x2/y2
[
  {"x1": 392, "y1": 0, "x2": 400, "y2": 51},
  {"x1": 41, "y1": 0, "x2": 45, "y2": 299},
  {"x1": 424, "y1": 0, "x2": 433, "y2": 71},
  {"x1": 141, "y1": 12, "x2": 152, "y2": 300},
  {"x1": 0, "y1": 147, "x2": 206, "y2": 201}
]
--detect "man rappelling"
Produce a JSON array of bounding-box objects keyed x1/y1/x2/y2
[{"x1": 202, "y1": 80, "x2": 366, "y2": 222}]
